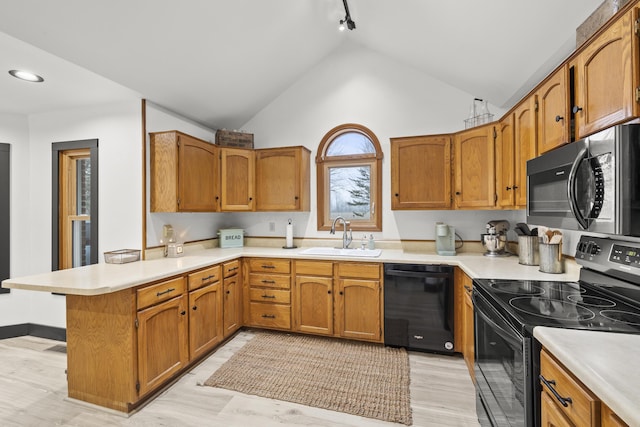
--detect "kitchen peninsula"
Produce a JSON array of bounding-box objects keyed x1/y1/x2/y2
[{"x1": 3, "y1": 245, "x2": 579, "y2": 413}]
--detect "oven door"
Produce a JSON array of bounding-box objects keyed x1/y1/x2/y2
[{"x1": 473, "y1": 290, "x2": 532, "y2": 427}]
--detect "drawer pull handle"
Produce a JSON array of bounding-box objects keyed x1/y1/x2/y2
[
  {"x1": 156, "y1": 287, "x2": 175, "y2": 297},
  {"x1": 228, "y1": 267, "x2": 238, "y2": 272},
  {"x1": 539, "y1": 375, "x2": 573, "y2": 407},
  {"x1": 201, "y1": 275, "x2": 216, "y2": 281},
  {"x1": 261, "y1": 314, "x2": 276, "y2": 319},
  {"x1": 261, "y1": 280, "x2": 276, "y2": 284},
  {"x1": 261, "y1": 265, "x2": 276, "y2": 269},
  {"x1": 261, "y1": 294, "x2": 276, "y2": 299}
]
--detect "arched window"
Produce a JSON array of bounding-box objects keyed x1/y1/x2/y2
[{"x1": 316, "y1": 123, "x2": 383, "y2": 231}]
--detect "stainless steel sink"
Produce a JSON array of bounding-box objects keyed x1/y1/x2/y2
[{"x1": 300, "y1": 247, "x2": 382, "y2": 257}]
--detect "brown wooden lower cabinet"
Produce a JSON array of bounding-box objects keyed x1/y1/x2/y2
[
  {"x1": 540, "y1": 348, "x2": 628, "y2": 427},
  {"x1": 188, "y1": 281, "x2": 224, "y2": 360},
  {"x1": 222, "y1": 259, "x2": 243, "y2": 337},
  {"x1": 136, "y1": 293, "x2": 189, "y2": 396}
]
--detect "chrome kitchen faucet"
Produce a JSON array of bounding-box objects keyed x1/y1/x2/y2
[{"x1": 330, "y1": 216, "x2": 353, "y2": 249}]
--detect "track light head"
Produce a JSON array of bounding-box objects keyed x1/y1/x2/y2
[{"x1": 338, "y1": 0, "x2": 356, "y2": 31}]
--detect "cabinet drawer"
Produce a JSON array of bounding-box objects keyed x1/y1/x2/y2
[
  {"x1": 188, "y1": 265, "x2": 221, "y2": 291},
  {"x1": 223, "y1": 259, "x2": 240, "y2": 278},
  {"x1": 249, "y1": 273, "x2": 291, "y2": 289},
  {"x1": 249, "y1": 302, "x2": 291, "y2": 329},
  {"x1": 249, "y1": 258, "x2": 291, "y2": 274},
  {"x1": 337, "y1": 262, "x2": 380, "y2": 279},
  {"x1": 137, "y1": 277, "x2": 186, "y2": 310},
  {"x1": 295, "y1": 260, "x2": 333, "y2": 276},
  {"x1": 249, "y1": 288, "x2": 291, "y2": 304},
  {"x1": 540, "y1": 349, "x2": 599, "y2": 427}
]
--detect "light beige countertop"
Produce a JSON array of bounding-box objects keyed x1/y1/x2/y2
[
  {"x1": 2, "y1": 245, "x2": 580, "y2": 295},
  {"x1": 534, "y1": 327, "x2": 640, "y2": 426}
]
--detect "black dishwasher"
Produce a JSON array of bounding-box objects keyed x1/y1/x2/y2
[{"x1": 384, "y1": 263, "x2": 455, "y2": 354}]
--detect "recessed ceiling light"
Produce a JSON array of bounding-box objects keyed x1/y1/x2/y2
[{"x1": 9, "y1": 69, "x2": 44, "y2": 83}]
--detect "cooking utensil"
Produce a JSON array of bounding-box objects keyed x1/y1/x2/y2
[{"x1": 516, "y1": 222, "x2": 531, "y2": 235}]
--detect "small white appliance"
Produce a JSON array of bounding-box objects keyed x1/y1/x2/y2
[{"x1": 435, "y1": 222, "x2": 456, "y2": 256}]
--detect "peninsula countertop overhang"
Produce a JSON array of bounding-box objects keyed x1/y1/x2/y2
[{"x1": 1, "y1": 246, "x2": 581, "y2": 295}]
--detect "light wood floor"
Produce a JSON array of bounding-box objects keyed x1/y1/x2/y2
[{"x1": 0, "y1": 330, "x2": 480, "y2": 426}]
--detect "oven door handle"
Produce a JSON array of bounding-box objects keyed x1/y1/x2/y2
[
  {"x1": 472, "y1": 294, "x2": 522, "y2": 348},
  {"x1": 567, "y1": 147, "x2": 590, "y2": 230}
]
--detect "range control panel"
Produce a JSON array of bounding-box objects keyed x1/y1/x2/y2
[
  {"x1": 576, "y1": 235, "x2": 640, "y2": 277},
  {"x1": 610, "y1": 245, "x2": 640, "y2": 268}
]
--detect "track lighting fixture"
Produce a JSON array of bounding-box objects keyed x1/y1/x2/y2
[{"x1": 339, "y1": 0, "x2": 356, "y2": 31}]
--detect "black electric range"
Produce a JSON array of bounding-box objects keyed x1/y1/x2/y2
[{"x1": 472, "y1": 235, "x2": 640, "y2": 427}]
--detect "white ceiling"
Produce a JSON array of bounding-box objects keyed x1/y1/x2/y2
[{"x1": 0, "y1": 0, "x2": 603, "y2": 130}]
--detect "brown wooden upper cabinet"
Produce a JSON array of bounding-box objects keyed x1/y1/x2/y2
[
  {"x1": 571, "y1": 7, "x2": 639, "y2": 140},
  {"x1": 496, "y1": 96, "x2": 537, "y2": 209},
  {"x1": 495, "y1": 114, "x2": 515, "y2": 209},
  {"x1": 255, "y1": 146, "x2": 311, "y2": 211},
  {"x1": 454, "y1": 123, "x2": 496, "y2": 209},
  {"x1": 150, "y1": 131, "x2": 220, "y2": 212},
  {"x1": 536, "y1": 65, "x2": 570, "y2": 154},
  {"x1": 390, "y1": 135, "x2": 452, "y2": 210},
  {"x1": 220, "y1": 147, "x2": 255, "y2": 212}
]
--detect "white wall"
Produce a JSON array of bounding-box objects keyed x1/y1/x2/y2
[
  {"x1": 0, "y1": 113, "x2": 33, "y2": 326},
  {"x1": 235, "y1": 41, "x2": 525, "y2": 244},
  {"x1": 0, "y1": 100, "x2": 143, "y2": 328}
]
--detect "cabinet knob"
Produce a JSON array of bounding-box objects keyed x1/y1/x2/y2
[
  {"x1": 249, "y1": 197, "x2": 253, "y2": 201},
  {"x1": 555, "y1": 115, "x2": 564, "y2": 122},
  {"x1": 572, "y1": 105, "x2": 583, "y2": 114},
  {"x1": 513, "y1": 185, "x2": 518, "y2": 190},
  {"x1": 192, "y1": 305, "x2": 198, "y2": 311},
  {"x1": 455, "y1": 191, "x2": 461, "y2": 195},
  {"x1": 226, "y1": 290, "x2": 230, "y2": 294},
  {"x1": 180, "y1": 310, "x2": 186, "y2": 316},
  {"x1": 294, "y1": 196, "x2": 299, "y2": 200},
  {"x1": 328, "y1": 290, "x2": 332, "y2": 294},
  {"x1": 506, "y1": 186, "x2": 512, "y2": 191},
  {"x1": 339, "y1": 291, "x2": 344, "y2": 295},
  {"x1": 395, "y1": 193, "x2": 399, "y2": 197}
]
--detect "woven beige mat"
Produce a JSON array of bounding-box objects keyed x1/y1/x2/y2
[{"x1": 204, "y1": 331, "x2": 412, "y2": 425}]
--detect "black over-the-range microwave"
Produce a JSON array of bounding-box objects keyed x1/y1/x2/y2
[{"x1": 526, "y1": 123, "x2": 640, "y2": 237}]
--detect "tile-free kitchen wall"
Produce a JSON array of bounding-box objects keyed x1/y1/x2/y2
[
  {"x1": 0, "y1": 100, "x2": 142, "y2": 328},
  {"x1": 0, "y1": 113, "x2": 32, "y2": 327},
  {"x1": 238, "y1": 41, "x2": 526, "y2": 244}
]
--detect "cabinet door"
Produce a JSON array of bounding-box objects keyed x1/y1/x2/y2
[
  {"x1": 223, "y1": 274, "x2": 242, "y2": 337},
  {"x1": 454, "y1": 124, "x2": 496, "y2": 209},
  {"x1": 514, "y1": 96, "x2": 537, "y2": 208},
  {"x1": 295, "y1": 275, "x2": 334, "y2": 336},
  {"x1": 463, "y1": 280, "x2": 474, "y2": 379},
  {"x1": 496, "y1": 114, "x2": 515, "y2": 208},
  {"x1": 541, "y1": 391, "x2": 575, "y2": 427},
  {"x1": 391, "y1": 135, "x2": 452, "y2": 209},
  {"x1": 255, "y1": 147, "x2": 310, "y2": 211},
  {"x1": 220, "y1": 147, "x2": 255, "y2": 211},
  {"x1": 178, "y1": 134, "x2": 219, "y2": 211},
  {"x1": 336, "y1": 278, "x2": 381, "y2": 342},
  {"x1": 602, "y1": 404, "x2": 629, "y2": 427},
  {"x1": 573, "y1": 9, "x2": 636, "y2": 139},
  {"x1": 537, "y1": 65, "x2": 569, "y2": 154},
  {"x1": 137, "y1": 295, "x2": 188, "y2": 396},
  {"x1": 189, "y1": 282, "x2": 223, "y2": 360}
]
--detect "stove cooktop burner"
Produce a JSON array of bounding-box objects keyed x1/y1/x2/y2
[
  {"x1": 508, "y1": 297, "x2": 596, "y2": 321},
  {"x1": 600, "y1": 310, "x2": 640, "y2": 326},
  {"x1": 567, "y1": 295, "x2": 616, "y2": 308}
]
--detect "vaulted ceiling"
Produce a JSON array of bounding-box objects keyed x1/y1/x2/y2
[{"x1": 0, "y1": 0, "x2": 603, "y2": 130}]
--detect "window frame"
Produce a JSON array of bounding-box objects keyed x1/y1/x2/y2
[
  {"x1": 316, "y1": 123, "x2": 383, "y2": 232},
  {"x1": 52, "y1": 139, "x2": 99, "y2": 271}
]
